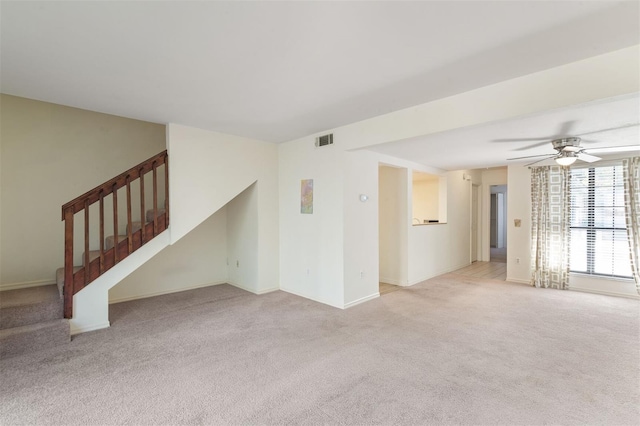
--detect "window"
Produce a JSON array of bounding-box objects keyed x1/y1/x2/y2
[{"x1": 569, "y1": 164, "x2": 632, "y2": 278}]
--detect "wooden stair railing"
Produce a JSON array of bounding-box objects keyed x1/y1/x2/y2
[{"x1": 61, "y1": 150, "x2": 169, "y2": 318}]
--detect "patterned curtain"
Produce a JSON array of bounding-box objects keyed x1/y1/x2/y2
[
  {"x1": 622, "y1": 157, "x2": 640, "y2": 293},
  {"x1": 530, "y1": 166, "x2": 571, "y2": 289}
]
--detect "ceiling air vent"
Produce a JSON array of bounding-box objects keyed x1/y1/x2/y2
[{"x1": 315, "y1": 133, "x2": 334, "y2": 148}]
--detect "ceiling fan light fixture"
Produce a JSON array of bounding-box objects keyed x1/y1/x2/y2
[{"x1": 556, "y1": 152, "x2": 578, "y2": 166}]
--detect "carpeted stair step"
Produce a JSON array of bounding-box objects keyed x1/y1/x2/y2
[
  {"x1": 0, "y1": 318, "x2": 69, "y2": 359},
  {"x1": 105, "y1": 235, "x2": 129, "y2": 250},
  {"x1": 146, "y1": 208, "x2": 166, "y2": 223},
  {"x1": 0, "y1": 284, "x2": 63, "y2": 330},
  {"x1": 82, "y1": 250, "x2": 100, "y2": 266},
  {"x1": 55, "y1": 267, "x2": 83, "y2": 298},
  {"x1": 126, "y1": 221, "x2": 142, "y2": 234}
]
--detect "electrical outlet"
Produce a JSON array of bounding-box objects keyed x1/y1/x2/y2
[
  {"x1": 360, "y1": 270, "x2": 364, "y2": 279},
  {"x1": 236, "y1": 260, "x2": 239, "y2": 267},
  {"x1": 516, "y1": 258, "x2": 520, "y2": 264},
  {"x1": 306, "y1": 268, "x2": 310, "y2": 276}
]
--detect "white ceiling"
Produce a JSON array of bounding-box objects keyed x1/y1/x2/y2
[
  {"x1": 368, "y1": 94, "x2": 640, "y2": 171},
  {"x1": 2, "y1": 1, "x2": 639, "y2": 168}
]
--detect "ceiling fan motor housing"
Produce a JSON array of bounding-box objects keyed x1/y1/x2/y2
[{"x1": 552, "y1": 137, "x2": 581, "y2": 152}]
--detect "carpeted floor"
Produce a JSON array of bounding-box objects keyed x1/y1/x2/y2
[{"x1": 1, "y1": 274, "x2": 638, "y2": 425}]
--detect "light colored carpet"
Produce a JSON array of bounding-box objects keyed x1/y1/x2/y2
[{"x1": 1, "y1": 275, "x2": 638, "y2": 425}]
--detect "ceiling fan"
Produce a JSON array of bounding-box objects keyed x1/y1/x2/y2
[{"x1": 501, "y1": 122, "x2": 640, "y2": 166}]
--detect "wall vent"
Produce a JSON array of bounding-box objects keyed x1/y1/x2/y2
[{"x1": 315, "y1": 133, "x2": 334, "y2": 148}]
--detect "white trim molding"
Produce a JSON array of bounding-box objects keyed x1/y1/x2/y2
[
  {"x1": 0, "y1": 279, "x2": 55, "y2": 292},
  {"x1": 70, "y1": 321, "x2": 110, "y2": 336},
  {"x1": 344, "y1": 293, "x2": 380, "y2": 309}
]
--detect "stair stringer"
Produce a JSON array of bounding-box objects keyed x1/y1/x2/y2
[{"x1": 70, "y1": 230, "x2": 170, "y2": 334}]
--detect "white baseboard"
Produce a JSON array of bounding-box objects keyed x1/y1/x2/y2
[
  {"x1": 227, "y1": 281, "x2": 279, "y2": 295},
  {"x1": 344, "y1": 292, "x2": 379, "y2": 309},
  {"x1": 506, "y1": 277, "x2": 530, "y2": 285},
  {"x1": 0, "y1": 279, "x2": 55, "y2": 292},
  {"x1": 255, "y1": 287, "x2": 279, "y2": 295},
  {"x1": 70, "y1": 321, "x2": 110, "y2": 336},
  {"x1": 280, "y1": 286, "x2": 344, "y2": 309},
  {"x1": 109, "y1": 281, "x2": 226, "y2": 304},
  {"x1": 570, "y1": 287, "x2": 640, "y2": 300}
]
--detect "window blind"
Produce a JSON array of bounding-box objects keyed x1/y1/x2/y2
[{"x1": 569, "y1": 164, "x2": 632, "y2": 278}]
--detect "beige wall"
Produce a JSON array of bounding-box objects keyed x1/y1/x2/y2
[
  {"x1": 0, "y1": 95, "x2": 166, "y2": 288},
  {"x1": 412, "y1": 179, "x2": 439, "y2": 223}
]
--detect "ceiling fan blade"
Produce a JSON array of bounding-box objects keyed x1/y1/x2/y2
[
  {"x1": 507, "y1": 154, "x2": 555, "y2": 161},
  {"x1": 576, "y1": 123, "x2": 639, "y2": 137},
  {"x1": 526, "y1": 157, "x2": 557, "y2": 167},
  {"x1": 512, "y1": 141, "x2": 550, "y2": 151},
  {"x1": 577, "y1": 152, "x2": 601, "y2": 163},
  {"x1": 584, "y1": 145, "x2": 640, "y2": 154},
  {"x1": 493, "y1": 137, "x2": 553, "y2": 142}
]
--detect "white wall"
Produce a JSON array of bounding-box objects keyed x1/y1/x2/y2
[
  {"x1": 378, "y1": 165, "x2": 408, "y2": 286},
  {"x1": 109, "y1": 207, "x2": 228, "y2": 303},
  {"x1": 343, "y1": 150, "x2": 380, "y2": 307},
  {"x1": 278, "y1": 140, "x2": 345, "y2": 308},
  {"x1": 226, "y1": 183, "x2": 260, "y2": 293},
  {"x1": 167, "y1": 123, "x2": 279, "y2": 294},
  {"x1": 506, "y1": 166, "x2": 530, "y2": 283},
  {"x1": 0, "y1": 95, "x2": 166, "y2": 290},
  {"x1": 408, "y1": 170, "x2": 473, "y2": 284}
]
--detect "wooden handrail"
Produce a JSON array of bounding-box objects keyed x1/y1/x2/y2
[
  {"x1": 61, "y1": 151, "x2": 167, "y2": 218},
  {"x1": 61, "y1": 150, "x2": 169, "y2": 318}
]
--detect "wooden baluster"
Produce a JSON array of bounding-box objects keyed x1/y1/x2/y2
[
  {"x1": 140, "y1": 169, "x2": 146, "y2": 244},
  {"x1": 113, "y1": 184, "x2": 119, "y2": 263},
  {"x1": 63, "y1": 208, "x2": 74, "y2": 319},
  {"x1": 84, "y1": 200, "x2": 90, "y2": 286},
  {"x1": 164, "y1": 155, "x2": 169, "y2": 226},
  {"x1": 99, "y1": 190, "x2": 105, "y2": 273},
  {"x1": 126, "y1": 175, "x2": 133, "y2": 254},
  {"x1": 153, "y1": 161, "x2": 158, "y2": 235},
  {"x1": 59, "y1": 150, "x2": 167, "y2": 299}
]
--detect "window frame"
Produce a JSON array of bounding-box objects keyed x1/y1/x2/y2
[{"x1": 568, "y1": 162, "x2": 632, "y2": 280}]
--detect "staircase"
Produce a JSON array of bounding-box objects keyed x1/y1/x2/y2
[
  {"x1": 0, "y1": 285, "x2": 68, "y2": 358},
  {"x1": 0, "y1": 151, "x2": 168, "y2": 358}
]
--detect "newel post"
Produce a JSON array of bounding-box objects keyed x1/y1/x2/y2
[{"x1": 63, "y1": 207, "x2": 74, "y2": 319}]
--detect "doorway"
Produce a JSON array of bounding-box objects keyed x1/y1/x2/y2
[
  {"x1": 490, "y1": 185, "x2": 507, "y2": 263},
  {"x1": 378, "y1": 164, "x2": 408, "y2": 294}
]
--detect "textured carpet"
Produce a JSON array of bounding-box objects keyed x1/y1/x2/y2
[{"x1": 1, "y1": 274, "x2": 638, "y2": 425}]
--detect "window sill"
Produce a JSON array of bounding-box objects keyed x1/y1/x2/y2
[{"x1": 569, "y1": 272, "x2": 634, "y2": 283}]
